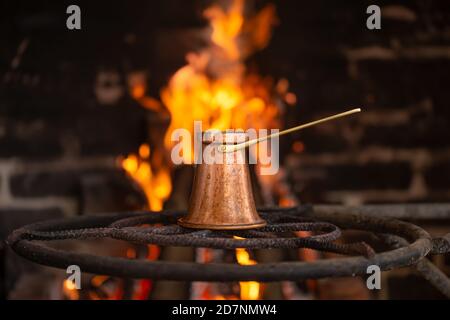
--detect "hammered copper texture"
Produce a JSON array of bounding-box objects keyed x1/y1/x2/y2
[{"x1": 178, "y1": 132, "x2": 266, "y2": 230}]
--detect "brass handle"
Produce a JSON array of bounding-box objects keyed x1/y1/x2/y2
[{"x1": 218, "y1": 108, "x2": 361, "y2": 153}]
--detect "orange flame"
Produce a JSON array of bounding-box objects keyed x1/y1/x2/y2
[
  {"x1": 161, "y1": 0, "x2": 282, "y2": 164},
  {"x1": 62, "y1": 279, "x2": 79, "y2": 300},
  {"x1": 121, "y1": 143, "x2": 172, "y2": 211},
  {"x1": 123, "y1": 0, "x2": 286, "y2": 208},
  {"x1": 236, "y1": 248, "x2": 261, "y2": 300},
  {"x1": 234, "y1": 236, "x2": 261, "y2": 300},
  {"x1": 122, "y1": 1, "x2": 290, "y2": 300}
]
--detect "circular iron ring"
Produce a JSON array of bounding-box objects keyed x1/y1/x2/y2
[{"x1": 7, "y1": 207, "x2": 433, "y2": 282}]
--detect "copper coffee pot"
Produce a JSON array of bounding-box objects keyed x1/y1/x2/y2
[
  {"x1": 178, "y1": 108, "x2": 361, "y2": 230},
  {"x1": 178, "y1": 131, "x2": 266, "y2": 230}
]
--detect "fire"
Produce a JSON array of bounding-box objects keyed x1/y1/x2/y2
[
  {"x1": 121, "y1": 143, "x2": 171, "y2": 211},
  {"x1": 62, "y1": 279, "x2": 79, "y2": 300},
  {"x1": 121, "y1": 0, "x2": 294, "y2": 300},
  {"x1": 124, "y1": 0, "x2": 291, "y2": 208},
  {"x1": 88, "y1": 275, "x2": 123, "y2": 300},
  {"x1": 206, "y1": 0, "x2": 243, "y2": 60},
  {"x1": 121, "y1": 0, "x2": 289, "y2": 210},
  {"x1": 234, "y1": 237, "x2": 261, "y2": 300},
  {"x1": 161, "y1": 0, "x2": 283, "y2": 164}
]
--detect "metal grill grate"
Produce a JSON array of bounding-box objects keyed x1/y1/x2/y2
[{"x1": 6, "y1": 205, "x2": 450, "y2": 298}]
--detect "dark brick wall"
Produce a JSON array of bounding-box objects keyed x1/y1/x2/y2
[
  {"x1": 1, "y1": 0, "x2": 449, "y2": 216},
  {"x1": 0, "y1": 1, "x2": 164, "y2": 221},
  {"x1": 260, "y1": 0, "x2": 450, "y2": 204}
]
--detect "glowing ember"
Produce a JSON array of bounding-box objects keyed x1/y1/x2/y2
[{"x1": 292, "y1": 141, "x2": 304, "y2": 153}]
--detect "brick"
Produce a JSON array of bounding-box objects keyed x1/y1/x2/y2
[
  {"x1": 292, "y1": 129, "x2": 349, "y2": 154},
  {"x1": 329, "y1": 162, "x2": 412, "y2": 190},
  {"x1": 80, "y1": 171, "x2": 148, "y2": 212},
  {"x1": 75, "y1": 105, "x2": 148, "y2": 156},
  {"x1": 425, "y1": 162, "x2": 450, "y2": 190},
  {"x1": 272, "y1": 0, "x2": 394, "y2": 48},
  {"x1": 361, "y1": 119, "x2": 450, "y2": 149},
  {"x1": 358, "y1": 60, "x2": 450, "y2": 108},
  {"x1": 291, "y1": 162, "x2": 412, "y2": 191},
  {"x1": 291, "y1": 178, "x2": 331, "y2": 204},
  {"x1": 0, "y1": 99, "x2": 148, "y2": 158},
  {"x1": 298, "y1": 68, "x2": 365, "y2": 113},
  {"x1": 433, "y1": 88, "x2": 450, "y2": 118},
  {"x1": 0, "y1": 124, "x2": 62, "y2": 158},
  {"x1": 10, "y1": 168, "x2": 129, "y2": 198},
  {"x1": 257, "y1": 53, "x2": 366, "y2": 113}
]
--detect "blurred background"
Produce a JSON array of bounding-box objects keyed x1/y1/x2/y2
[{"x1": 1, "y1": 0, "x2": 449, "y2": 300}]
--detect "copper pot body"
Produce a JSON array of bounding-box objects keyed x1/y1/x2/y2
[{"x1": 178, "y1": 131, "x2": 266, "y2": 230}]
